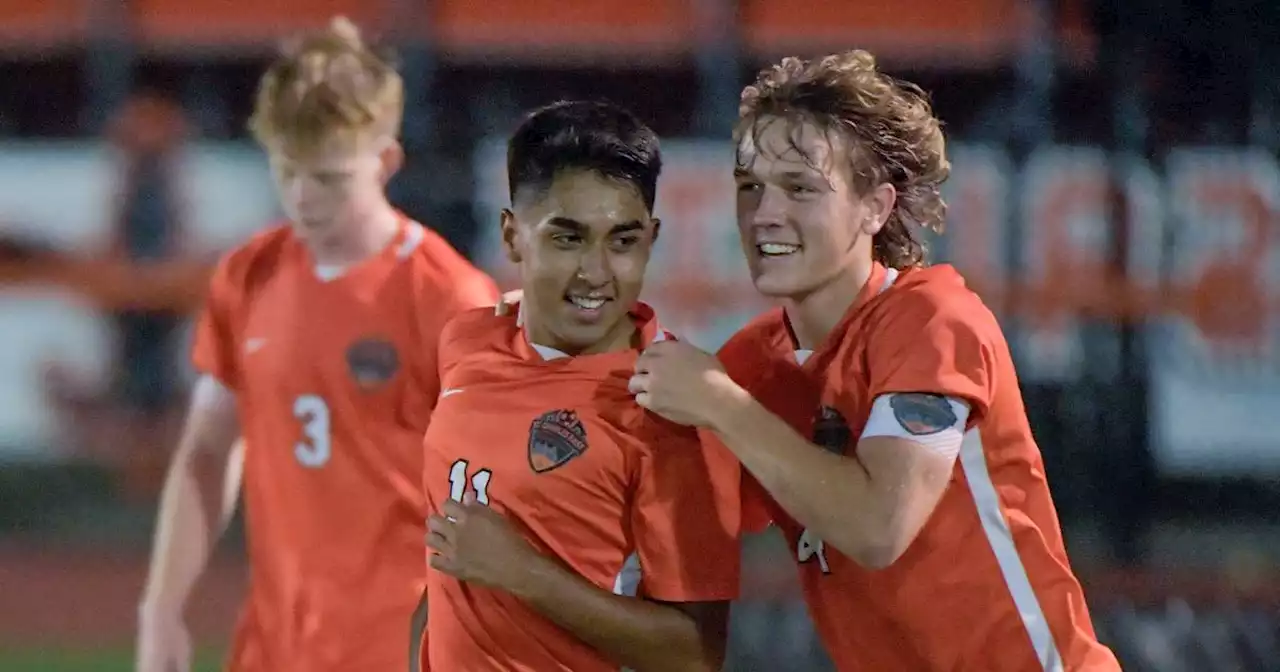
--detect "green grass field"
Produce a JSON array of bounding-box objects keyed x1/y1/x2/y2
[{"x1": 0, "y1": 648, "x2": 222, "y2": 672}]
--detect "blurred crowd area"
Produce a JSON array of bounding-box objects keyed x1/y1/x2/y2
[{"x1": 2, "y1": 1, "x2": 1280, "y2": 670}]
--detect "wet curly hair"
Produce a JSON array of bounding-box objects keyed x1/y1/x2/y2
[{"x1": 736, "y1": 50, "x2": 950, "y2": 269}]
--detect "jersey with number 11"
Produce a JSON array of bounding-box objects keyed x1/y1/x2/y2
[{"x1": 190, "y1": 219, "x2": 497, "y2": 672}]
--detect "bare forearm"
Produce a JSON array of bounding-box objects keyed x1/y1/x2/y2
[
  {"x1": 140, "y1": 448, "x2": 235, "y2": 614},
  {"x1": 710, "y1": 394, "x2": 889, "y2": 563},
  {"x1": 511, "y1": 556, "x2": 720, "y2": 672}
]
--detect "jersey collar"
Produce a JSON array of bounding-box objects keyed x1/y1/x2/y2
[
  {"x1": 518, "y1": 301, "x2": 666, "y2": 361},
  {"x1": 791, "y1": 263, "x2": 898, "y2": 365}
]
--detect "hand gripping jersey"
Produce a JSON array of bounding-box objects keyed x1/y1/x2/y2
[
  {"x1": 720, "y1": 263, "x2": 1120, "y2": 672},
  {"x1": 191, "y1": 217, "x2": 497, "y2": 672},
  {"x1": 422, "y1": 303, "x2": 741, "y2": 672}
]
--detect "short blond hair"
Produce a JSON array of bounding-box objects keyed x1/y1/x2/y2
[
  {"x1": 737, "y1": 50, "x2": 950, "y2": 269},
  {"x1": 249, "y1": 16, "x2": 403, "y2": 152}
]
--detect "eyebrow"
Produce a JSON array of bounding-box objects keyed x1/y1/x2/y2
[
  {"x1": 733, "y1": 168, "x2": 819, "y2": 181},
  {"x1": 547, "y1": 217, "x2": 645, "y2": 234}
]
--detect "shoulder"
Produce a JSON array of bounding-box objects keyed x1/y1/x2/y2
[
  {"x1": 403, "y1": 223, "x2": 499, "y2": 306},
  {"x1": 208, "y1": 224, "x2": 295, "y2": 302},
  {"x1": 717, "y1": 308, "x2": 789, "y2": 381},
  {"x1": 438, "y1": 306, "x2": 514, "y2": 362},
  {"x1": 873, "y1": 265, "x2": 1000, "y2": 340}
]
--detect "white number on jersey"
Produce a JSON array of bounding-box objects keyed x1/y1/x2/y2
[
  {"x1": 797, "y1": 528, "x2": 831, "y2": 574},
  {"x1": 448, "y1": 459, "x2": 493, "y2": 505},
  {"x1": 293, "y1": 394, "x2": 331, "y2": 468}
]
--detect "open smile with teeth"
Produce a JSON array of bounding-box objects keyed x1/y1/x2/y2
[
  {"x1": 758, "y1": 242, "x2": 801, "y2": 256},
  {"x1": 568, "y1": 295, "x2": 608, "y2": 310}
]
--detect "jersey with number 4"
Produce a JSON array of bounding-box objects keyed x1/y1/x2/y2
[
  {"x1": 421, "y1": 304, "x2": 741, "y2": 672},
  {"x1": 190, "y1": 219, "x2": 497, "y2": 672},
  {"x1": 719, "y1": 263, "x2": 1119, "y2": 671}
]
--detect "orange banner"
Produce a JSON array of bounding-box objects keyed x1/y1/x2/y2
[
  {"x1": 0, "y1": 0, "x2": 86, "y2": 45},
  {"x1": 0, "y1": 0, "x2": 1087, "y2": 65}
]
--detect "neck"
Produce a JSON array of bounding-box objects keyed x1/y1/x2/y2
[
  {"x1": 783, "y1": 261, "x2": 873, "y2": 350},
  {"x1": 525, "y1": 312, "x2": 638, "y2": 357},
  {"x1": 309, "y1": 202, "x2": 400, "y2": 266}
]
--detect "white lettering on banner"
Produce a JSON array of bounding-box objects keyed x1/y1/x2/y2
[
  {"x1": 1014, "y1": 147, "x2": 1165, "y2": 381},
  {"x1": 0, "y1": 139, "x2": 1273, "y2": 476},
  {"x1": 1163, "y1": 149, "x2": 1280, "y2": 371}
]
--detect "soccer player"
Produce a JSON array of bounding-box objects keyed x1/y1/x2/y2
[
  {"x1": 628, "y1": 51, "x2": 1122, "y2": 670},
  {"x1": 420, "y1": 100, "x2": 739, "y2": 672},
  {"x1": 135, "y1": 18, "x2": 497, "y2": 672}
]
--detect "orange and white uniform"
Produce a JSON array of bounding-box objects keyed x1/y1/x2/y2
[
  {"x1": 422, "y1": 304, "x2": 741, "y2": 671},
  {"x1": 720, "y1": 263, "x2": 1120, "y2": 671},
  {"x1": 191, "y1": 217, "x2": 497, "y2": 672}
]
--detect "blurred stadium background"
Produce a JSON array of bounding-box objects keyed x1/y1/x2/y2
[{"x1": 2, "y1": 0, "x2": 1279, "y2": 670}]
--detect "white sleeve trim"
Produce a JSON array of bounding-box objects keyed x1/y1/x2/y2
[{"x1": 860, "y1": 394, "x2": 970, "y2": 460}]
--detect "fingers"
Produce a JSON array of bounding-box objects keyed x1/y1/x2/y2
[
  {"x1": 426, "y1": 514, "x2": 456, "y2": 554},
  {"x1": 429, "y1": 553, "x2": 459, "y2": 577},
  {"x1": 441, "y1": 498, "x2": 467, "y2": 520},
  {"x1": 494, "y1": 290, "x2": 523, "y2": 316},
  {"x1": 462, "y1": 491, "x2": 478, "y2": 506},
  {"x1": 627, "y1": 373, "x2": 649, "y2": 395}
]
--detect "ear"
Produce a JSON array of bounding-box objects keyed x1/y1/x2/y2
[
  {"x1": 860, "y1": 182, "x2": 897, "y2": 236},
  {"x1": 650, "y1": 217, "x2": 661, "y2": 244},
  {"x1": 378, "y1": 140, "x2": 404, "y2": 184},
  {"x1": 500, "y1": 208, "x2": 522, "y2": 263}
]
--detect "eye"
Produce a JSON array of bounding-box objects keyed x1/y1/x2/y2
[
  {"x1": 314, "y1": 173, "x2": 349, "y2": 187},
  {"x1": 788, "y1": 183, "x2": 819, "y2": 195},
  {"x1": 736, "y1": 181, "x2": 761, "y2": 193},
  {"x1": 611, "y1": 235, "x2": 640, "y2": 250},
  {"x1": 550, "y1": 232, "x2": 582, "y2": 247}
]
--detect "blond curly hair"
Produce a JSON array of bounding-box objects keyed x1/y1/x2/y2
[
  {"x1": 249, "y1": 16, "x2": 403, "y2": 152},
  {"x1": 736, "y1": 50, "x2": 950, "y2": 269}
]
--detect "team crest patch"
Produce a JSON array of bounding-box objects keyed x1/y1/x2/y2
[
  {"x1": 812, "y1": 406, "x2": 851, "y2": 454},
  {"x1": 528, "y1": 409, "x2": 589, "y2": 473},
  {"x1": 890, "y1": 393, "x2": 957, "y2": 435},
  {"x1": 345, "y1": 337, "x2": 400, "y2": 389}
]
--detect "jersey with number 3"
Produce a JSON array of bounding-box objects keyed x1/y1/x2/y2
[
  {"x1": 190, "y1": 219, "x2": 497, "y2": 672},
  {"x1": 720, "y1": 263, "x2": 1119, "y2": 671},
  {"x1": 421, "y1": 304, "x2": 741, "y2": 672}
]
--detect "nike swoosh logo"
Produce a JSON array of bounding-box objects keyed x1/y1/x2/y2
[
  {"x1": 441, "y1": 388, "x2": 464, "y2": 398},
  {"x1": 245, "y1": 338, "x2": 268, "y2": 354}
]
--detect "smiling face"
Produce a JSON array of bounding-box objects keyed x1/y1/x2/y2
[
  {"x1": 734, "y1": 116, "x2": 893, "y2": 300},
  {"x1": 502, "y1": 169, "x2": 659, "y2": 355}
]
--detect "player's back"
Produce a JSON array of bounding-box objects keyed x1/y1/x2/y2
[
  {"x1": 721, "y1": 264, "x2": 1118, "y2": 671},
  {"x1": 423, "y1": 305, "x2": 740, "y2": 672},
  {"x1": 193, "y1": 218, "x2": 497, "y2": 671}
]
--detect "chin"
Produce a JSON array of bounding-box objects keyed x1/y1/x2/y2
[{"x1": 751, "y1": 272, "x2": 807, "y2": 299}]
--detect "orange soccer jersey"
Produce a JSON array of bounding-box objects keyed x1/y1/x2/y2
[
  {"x1": 421, "y1": 304, "x2": 741, "y2": 672},
  {"x1": 190, "y1": 217, "x2": 497, "y2": 672},
  {"x1": 720, "y1": 263, "x2": 1119, "y2": 671}
]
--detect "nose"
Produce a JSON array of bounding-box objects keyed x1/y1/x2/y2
[
  {"x1": 575, "y1": 245, "x2": 610, "y2": 285},
  {"x1": 751, "y1": 185, "x2": 788, "y2": 227},
  {"x1": 285, "y1": 176, "x2": 325, "y2": 213}
]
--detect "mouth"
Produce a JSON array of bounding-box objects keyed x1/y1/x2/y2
[
  {"x1": 565, "y1": 293, "x2": 611, "y2": 318},
  {"x1": 756, "y1": 242, "x2": 801, "y2": 258}
]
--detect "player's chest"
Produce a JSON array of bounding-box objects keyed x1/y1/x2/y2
[
  {"x1": 236, "y1": 271, "x2": 417, "y2": 396},
  {"x1": 423, "y1": 379, "x2": 633, "y2": 515}
]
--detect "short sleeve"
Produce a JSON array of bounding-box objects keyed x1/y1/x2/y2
[
  {"x1": 865, "y1": 289, "x2": 995, "y2": 419},
  {"x1": 629, "y1": 424, "x2": 741, "y2": 602},
  {"x1": 190, "y1": 256, "x2": 242, "y2": 390},
  {"x1": 403, "y1": 267, "x2": 499, "y2": 429}
]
